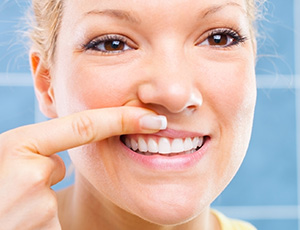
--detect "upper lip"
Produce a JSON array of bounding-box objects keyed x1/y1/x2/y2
[{"x1": 148, "y1": 128, "x2": 206, "y2": 139}]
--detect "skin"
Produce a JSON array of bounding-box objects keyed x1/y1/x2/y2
[{"x1": 0, "y1": 0, "x2": 256, "y2": 229}]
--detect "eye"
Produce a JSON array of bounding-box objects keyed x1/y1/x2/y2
[
  {"x1": 199, "y1": 28, "x2": 247, "y2": 48},
  {"x1": 208, "y1": 34, "x2": 234, "y2": 46},
  {"x1": 84, "y1": 34, "x2": 135, "y2": 53}
]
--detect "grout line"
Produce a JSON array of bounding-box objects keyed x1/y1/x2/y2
[
  {"x1": 0, "y1": 73, "x2": 32, "y2": 86},
  {"x1": 294, "y1": 0, "x2": 300, "y2": 227},
  {"x1": 256, "y1": 75, "x2": 296, "y2": 89}
]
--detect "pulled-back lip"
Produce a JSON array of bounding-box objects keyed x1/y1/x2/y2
[
  {"x1": 131, "y1": 128, "x2": 206, "y2": 139},
  {"x1": 118, "y1": 129, "x2": 211, "y2": 171}
]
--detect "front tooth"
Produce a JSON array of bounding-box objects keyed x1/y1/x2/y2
[
  {"x1": 138, "y1": 137, "x2": 148, "y2": 152},
  {"x1": 158, "y1": 137, "x2": 171, "y2": 154},
  {"x1": 148, "y1": 138, "x2": 158, "y2": 153},
  {"x1": 184, "y1": 138, "x2": 193, "y2": 151},
  {"x1": 131, "y1": 139, "x2": 138, "y2": 151},
  {"x1": 171, "y1": 138, "x2": 184, "y2": 153}
]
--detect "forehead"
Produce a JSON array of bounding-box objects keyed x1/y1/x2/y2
[
  {"x1": 58, "y1": 0, "x2": 252, "y2": 46},
  {"x1": 63, "y1": 0, "x2": 248, "y2": 20}
]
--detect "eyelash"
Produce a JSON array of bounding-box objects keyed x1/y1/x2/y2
[
  {"x1": 202, "y1": 28, "x2": 247, "y2": 48},
  {"x1": 83, "y1": 34, "x2": 133, "y2": 53},
  {"x1": 82, "y1": 28, "x2": 247, "y2": 53}
]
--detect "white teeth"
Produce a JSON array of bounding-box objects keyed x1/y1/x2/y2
[
  {"x1": 183, "y1": 138, "x2": 193, "y2": 151},
  {"x1": 125, "y1": 138, "x2": 131, "y2": 148},
  {"x1": 131, "y1": 139, "x2": 138, "y2": 151},
  {"x1": 124, "y1": 136, "x2": 204, "y2": 155},
  {"x1": 192, "y1": 137, "x2": 199, "y2": 149},
  {"x1": 198, "y1": 137, "x2": 203, "y2": 148},
  {"x1": 158, "y1": 138, "x2": 171, "y2": 154},
  {"x1": 138, "y1": 137, "x2": 148, "y2": 152},
  {"x1": 171, "y1": 138, "x2": 184, "y2": 153},
  {"x1": 148, "y1": 138, "x2": 158, "y2": 153}
]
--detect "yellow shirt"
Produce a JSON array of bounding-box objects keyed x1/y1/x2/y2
[{"x1": 212, "y1": 210, "x2": 257, "y2": 230}]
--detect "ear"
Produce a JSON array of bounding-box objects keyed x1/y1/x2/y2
[{"x1": 30, "y1": 50, "x2": 58, "y2": 118}]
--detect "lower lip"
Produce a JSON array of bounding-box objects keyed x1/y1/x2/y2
[{"x1": 120, "y1": 137, "x2": 210, "y2": 171}]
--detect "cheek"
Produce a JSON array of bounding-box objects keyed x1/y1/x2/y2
[
  {"x1": 53, "y1": 62, "x2": 138, "y2": 115},
  {"x1": 203, "y1": 58, "x2": 256, "y2": 178},
  {"x1": 204, "y1": 59, "x2": 256, "y2": 125}
]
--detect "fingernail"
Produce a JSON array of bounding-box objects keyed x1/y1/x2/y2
[{"x1": 139, "y1": 115, "x2": 167, "y2": 130}]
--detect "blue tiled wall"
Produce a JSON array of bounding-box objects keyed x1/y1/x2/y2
[
  {"x1": 1, "y1": 1, "x2": 299, "y2": 229},
  {"x1": 253, "y1": 220, "x2": 298, "y2": 229},
  {"x1": 0, "y1": 86, "x2": 35, "y2": 132},
  {"x1": 0, "y1": 1, "x2": 30, "y2": 73},
  {"x1": 215, "y1": 89, "x2": 297, "y2": 206},
  {"x1": 256, "y1": 0, "x2": 295, "y2": 76}
]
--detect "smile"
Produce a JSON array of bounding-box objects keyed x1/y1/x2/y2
[{"x1": 121, "y1": 135, "x2": 204, "y2": 156}]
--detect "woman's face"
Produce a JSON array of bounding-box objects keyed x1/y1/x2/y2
[{"x1": 49, "y1": 0, "x2": 256, "y2": 225}]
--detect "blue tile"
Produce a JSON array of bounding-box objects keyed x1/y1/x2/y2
[
  {"x1": 251, "y1": 219, "x2": 298, "y2": 230},
  {"x1": 256, "y1": 0, "x2": 295, "y2": 75},
  {"x1": 213, "y1": 89, "x2": 297, "y2": 206},
  {"x1": 0, "y1": 1, "x2": 30, "y2": 73},
  {"x1": 0, "y1": 86, "x2": 35, "y2": 133}
]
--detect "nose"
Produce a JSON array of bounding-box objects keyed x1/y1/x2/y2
[{"x1": 137, "y1": 50, "x2": 203, "y2": 114}]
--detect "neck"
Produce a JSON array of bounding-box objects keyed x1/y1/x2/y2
[{"x1": 57, "y1": 173, "x2": 220, "y2": 230}]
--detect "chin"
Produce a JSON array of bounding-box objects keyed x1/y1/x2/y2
[
  {"x1": 127, "y1": 190, "x2": 210, "y2": 226},
  {"x1": 136, "y1": 206, "x2": 203, "y2": 226}
]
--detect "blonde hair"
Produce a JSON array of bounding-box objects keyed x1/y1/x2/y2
[
  {"x1": 29, "y1": 0, "x2": 63, "y2": 68},
  {"x1": 29, "y1": 0, "x2": 265, "y2": 68}
]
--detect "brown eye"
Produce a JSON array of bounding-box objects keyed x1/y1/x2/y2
[
  {"x1": 207, "y1": 34, "x2": 234, "y2": 46},
  {"x1": 104, "y1": 40, "x2": 125, "y2": 51},
  {"x1": 198, "y1": 28, "x2": 246, "y2": 48},
  {"x1": 84, "y1": 35, "x2": 133, "y2": 53}
]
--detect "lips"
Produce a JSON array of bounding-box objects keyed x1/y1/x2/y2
[{"x1": 121, "y1": 135, "x2": 204, "y2": 156}]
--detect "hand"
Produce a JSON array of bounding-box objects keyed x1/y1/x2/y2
[{"x1": 0, "y1": 107, "x2": 166, "y2": 229}]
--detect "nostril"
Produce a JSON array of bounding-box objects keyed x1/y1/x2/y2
[
  {"x1": 186, "y1": 105, "x2": 197, "y2": 110},
  {"x1": 187, "y1": 92, "x2": 203, "y2": 107},
  {"x1": 179, "y1": 92, "x2": 203, "y2": 112}
]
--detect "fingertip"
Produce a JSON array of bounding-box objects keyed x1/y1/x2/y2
[
  {"x1": 139, "y1": 114, "x2": 168, "y2": 131},
  {"x1": 157, "y1": 115, "x2": 167, "y2": 129}
]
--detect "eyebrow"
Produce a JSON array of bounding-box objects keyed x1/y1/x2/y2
[
  {"x1": 201, "y1": 2, "x2": 247, "y2": 18},
  {"x1": 84, "y1": 9, "x2": 141, "y2": 24},
  {"x1": 83, "y1": 2, "x2": 245, "y2": 24}
]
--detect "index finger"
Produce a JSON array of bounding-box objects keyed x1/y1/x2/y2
[{"x1": 2, "y1": 107, "x2": 167, "y2": 156}]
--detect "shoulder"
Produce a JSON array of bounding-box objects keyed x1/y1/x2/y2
[{"x1": 211, "y1": 209, "x2": 257, "y2": 230}]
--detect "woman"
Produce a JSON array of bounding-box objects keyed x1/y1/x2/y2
[{"x1": 0, "y1": 0, "x2": 262, "y2": 229}]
